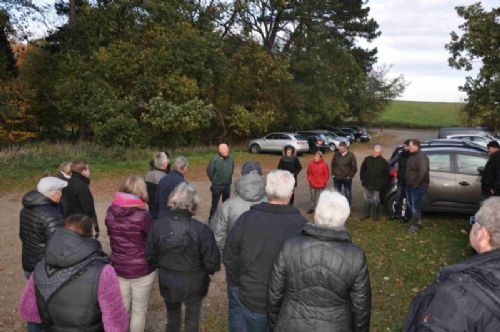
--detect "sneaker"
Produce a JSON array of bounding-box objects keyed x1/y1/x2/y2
[{"x1": 407, "y1": 225, "x2": 419, "y2": 233}]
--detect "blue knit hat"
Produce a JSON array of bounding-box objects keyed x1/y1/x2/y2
[{"x1": 241, "y1": 161, "x2": 263, "y2": 175}]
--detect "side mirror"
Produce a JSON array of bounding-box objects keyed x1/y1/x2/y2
[{"x1": 477, "y1": 166, "x2": 485, "y2": 175}]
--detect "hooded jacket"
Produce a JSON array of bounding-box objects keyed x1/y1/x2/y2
[
  {"x1": 210, "y1": 173, "x2": 267, "y2": 251},
  {"x1": 223, "y1": 202, "x2": 308, "y2": 314},
  {"x1": 307, "y1": 158, "x2": 330, "y2": 189},
  {"x1": 404, "y1": 248, "x2": 500, "y2": 332},
  {"x1": 105, "y1": 192, "x2": 154, "y2": 279},
  {"x1": 33, "y1": 229, "x2": 110, "y2": 331},
  {"x1": 277, "y1": 146, "x2": 302, "y2": 182},
  {"x1": 19, "y1": 191, "x2": 64, "y2": 272},
  {"x1": 268, "y1": 223, "x2": 371, "y2": 332},
  {"x1": 146, "y1": 209, "x2": 220, "y2": 303}
]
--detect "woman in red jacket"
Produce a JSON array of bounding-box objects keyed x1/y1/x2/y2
[
  {"x1": 105, "y1": 176, "x2": 156, "y2": 332},
  {"x1": 307, "y1": 151, "x2": 330, "y2": 213}
]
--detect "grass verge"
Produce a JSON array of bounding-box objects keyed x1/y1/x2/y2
[{"x1": 380, "y1": 100, "x2": 462, "y2": 128}]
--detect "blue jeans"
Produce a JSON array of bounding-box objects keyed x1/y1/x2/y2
[
  {"x1": 406, "y1": 186, "x2": 428, "y2": 226},
  {"x1": 24, "y1": 271, "x2": 44, "y2": 332},
  {"x1": 241, "y1": 304, "x2": 268, "y2": 332},
  {"x1": 209, "y1": 185, "x2": 231, "y2": 220},
  {"x1": 333, "y1": 178, "x2": 352, "y2": 204},
  {"x1": 227, "y1": 279, "x2": 243, "y2": 332}
]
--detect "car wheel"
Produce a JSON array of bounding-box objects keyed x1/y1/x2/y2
[
  {"x1": 329, "y1": 143, "x2": 336, "y2": 151},
  {"x1": 250, "y1": 144, "x2": 261, "y2": 154},
  {"x1": 386, "y1": 192, "x2": 407, "y2": 218}
]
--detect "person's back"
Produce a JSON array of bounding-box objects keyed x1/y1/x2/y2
[
  {"x1": 145, "y1": 152, "x2": 169, "y2": 218},
  {"x1": 156, "y1": 157, "x2": 189, "y2": 214},
  {"x1": 63, "y1": 173, "x2": 95, "y2": 218},
  {"x1": 224, "y1": 202, "x2": 307, "y2": 313}
]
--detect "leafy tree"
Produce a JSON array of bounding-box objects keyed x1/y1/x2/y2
[{"x1": 446, "y1": 3, "x2": 500, "y2": 128}]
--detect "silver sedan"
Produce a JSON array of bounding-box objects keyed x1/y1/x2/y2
[{"x1": 248, "y1": 132, "x2": 310, "y2": 154}]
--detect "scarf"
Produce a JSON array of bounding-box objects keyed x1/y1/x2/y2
[{"x1": 112, "y1": 192, "x2": 147, "y2": 209}]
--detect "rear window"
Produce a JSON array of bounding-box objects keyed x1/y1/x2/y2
[{"x1": 294, "y1": 135, "x2": 306, "y2": 140}]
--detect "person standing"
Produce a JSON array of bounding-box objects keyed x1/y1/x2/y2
[
  {"x1": 405, "y1": 139, "x2": 430, "y2": 233},
  {"x1": 57, "y1": 161, "x2": 72, "y2": 181},
  {"x1": 105, "y1": 176, "x2": 156, "y2": 332},
  {"x1": 306, "y1": 151, "x2": 330, "y2": 214},
  {"x1": 389, "y1": 140, "x2": 411, "y2": 222},
  {"x1": 207, "y1": 143, "x2": 234, "y2": 220},
  {"x1": 19, "y1": 214, "x2": 129, "y2": 332},
  {"x1": 146, "y1": 183, "x2": 220, "y2": 332},
  {"x1": 156, "y1": 156, "x2": 189, "y2": 215},
  {"x1": 481, "y1": 141, "x2": 500, "y2": 199},
  {"x1": 19, "y1": 176, "x2": 67, "y2": 332},
  {"x1": 268, "y1": 190, "x2": 371, "y2": 332},
  {"x1": 360, "y1": 145, "x2": 389, "y2": 221},
  {"x1": 330, "y1": 142, "x2": 357, "y2": 205},
  {"x1": 210, "y1": 161, "x2": 266, "y2": 331},
  {"x1": 277, "y1": 146, "x2": 302, "y2": 205},
  {"x1": 145, "y1": 152, "x2": 169, "y2": 219},
  {"x1": 404, "y1": 197, "x2": 500, "y2": 331},
  {"x1": 223, "y1": 170, "x2": 308, "y2": 331},
  {"x1": 62, "y1": 160, "x2": 100, "y2": 238}
]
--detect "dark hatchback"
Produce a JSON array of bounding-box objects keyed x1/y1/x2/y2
[{"x1": 381, "y1": 140, "x2": 488, "y2": 216}]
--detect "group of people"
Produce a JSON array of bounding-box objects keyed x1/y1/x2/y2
[{"x1": 17, "y1": 140, "x2": 500, "y2": 332}]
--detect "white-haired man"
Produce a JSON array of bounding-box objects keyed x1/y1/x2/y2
[
  {"x1": 405, "y1": 197, "x2": 500, "y2": 331},
  {"x1": 223, "y1": 170, "x2": 308, "y2": 332},
  {"x1": 360, "y1": 144, "x2": 389, "y2": 221},
  {"x1": 145, "y1": 152, "x2": 169, "y2": 219},
  {"x1": 267, "y1": 190, "x2": 371, "y2": 332},
  {"x1": 156, "y1": 156, "x2": 189, "y2": 215}
]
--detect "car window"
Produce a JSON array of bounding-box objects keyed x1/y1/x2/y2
[
  {"x1": 472, "y1": 136, "x2": 488, "y2": 143},
  {"x1": 428, "y1": 153, "x2": 451, "y2": 172},
  {"x1": 294, "y1": 135, "x2": 306, "y2": 140},
  {"x1": 456, "y1": 154, "x2": 487, "y2": 175},
  {"x1": 277, "y1": 134, "x2": 290, "y2": 139},
  {"x1": 265, "y1": 134, "x2": 278, "y2": 139}
]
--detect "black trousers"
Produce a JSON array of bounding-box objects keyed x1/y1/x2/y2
[
  {"x1": 209, "y1": 185, "x2": 231, "y2": 220},
  {"x1": 165, "y1": 299, "x2": 203, "y2": 332}
]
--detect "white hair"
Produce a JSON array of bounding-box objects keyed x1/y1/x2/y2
[
  {"x1": 173, "y1": 156, "x2": 189, "y2": 171},
  {"x1": 265, "y1": 170, "x2": 295, "y2": 201},
  {"x1": 154, "y1": 152, "x2": 168, "y2": 169},
  {"x1": 374, "y1": 144, "x2": 383, "y2": 151},
  {"x1": 315, "y1": 190, "x2": 350, "y2": 227},
  {"x1": 475, "y1": 197, "x2": 500, "y2": 248}
]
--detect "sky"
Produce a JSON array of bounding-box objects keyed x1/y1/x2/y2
[
  {"x1": 364, "y1": 0, "x2": 497, "y2": 102},
  {"x1": 24, "y1": 0, "x2": 496, "y2": 103}
]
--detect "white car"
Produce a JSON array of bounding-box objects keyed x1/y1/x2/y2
[
  {"x1": 248, "y1": 132, "x2": 310, "y2": 154},
  {"x1": 445, "y1": 134, "x2": 499, "y2": 149}
]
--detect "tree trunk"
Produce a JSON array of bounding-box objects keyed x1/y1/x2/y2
[{"x1": 69, "y1": 0, "x2": 76, "y2": 25}]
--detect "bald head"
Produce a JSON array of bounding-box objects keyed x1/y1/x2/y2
[
  {"x1": 219, "y1": 143, "x2": 230, "y2": 157},
  {"x1": 373, "y1": 144, "x2": 383, "y2": 157}
]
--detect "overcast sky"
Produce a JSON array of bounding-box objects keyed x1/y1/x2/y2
[{"x1": 365, "y1": 0, "x2": 497, "y2": 102}]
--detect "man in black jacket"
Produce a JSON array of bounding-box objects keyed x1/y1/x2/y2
[
  {"x1": 19, "y1": 176, "x2": 67, "y2": 332},
  {"x1": 268, "y1": 190, "x2": 371, "y2": 332},
  {"x1": 223, "y1": 170, "x2": 308, "y2": 332},
  {"x1": 156, "y1": 156, "x2": 189, "y2": 214},
  {"x1": 145, "y1": 152, "x2": 169, "y2": 219},
  {"x1": 62, "y1": 160, "x2": 100, "y2": 237},
  {"x1": 360, "y1": 145, "x2": 389, "y2": 221},
  {"x1": 405, "y1": 197, "x2": 500, "y2": 331},
  {"x1": 389, "y1": 140, "x2": 411, "y2": 222},
  {"x1": 481, "y1": 141, "x2": 500, "y2": 199}
]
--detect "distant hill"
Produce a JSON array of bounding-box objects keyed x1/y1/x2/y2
[{"x1": 380, "y1": 100, "x2": 463, "y2": 128}]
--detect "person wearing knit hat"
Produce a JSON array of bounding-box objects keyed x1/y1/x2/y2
[{"x1": 481, "y1": 140, "x2": 500, "y2": 199}]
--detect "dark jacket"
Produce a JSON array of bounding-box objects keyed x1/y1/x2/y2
[
  {"x1": 268, "y1": 223, "x2": 371, "y2": 332},
  {"x1": 223, "y1": 202, "x2": 308, "y2": 314},
  {"x1": 34, "y1": 228, "x2": 109, "y2": 332},
  {"x1": 145, "y1": 168, "x2": 168, "y2": 217},
  {"x1": 360, "y1": 156, "x2": 389, "y2": 191},
  {"x1": 331, "y1": 151, "x2": 358, "y2": 181},
  {"x1": 105, "y1": 205, "x2": 154, "y2": 279},
  {"x1": 390, "y1": 150, "x2": 410, "y2": 184},
  {"x1": 207, "y1": 154, "x2": 234, "y2": 188},
  {"x1": 277, "y1": 147, "x2": 302, "y2": 186},
  {"x1": 156, "y1": 170, "x2": 186, "y2": 214},
  {"x1": 19, "y1": 191, "x2": 64, "y2": 272},
  {"x1": 405, "y1": 150, "x2": 430, "y2": 187},
  {"x1": 62, "y1": 172, "x2": 97, "y2": 219},
  {"x1": 146, "y1": 209, "x2": 220, "y2": 303},
  {"x1": 482, "y1": 151, "x2": 500, "y2": 195},
  {"x1": 404, "y1": 248, "x2": 500, "y2": 332}
]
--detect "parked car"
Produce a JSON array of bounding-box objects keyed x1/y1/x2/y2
[
  {"x1": 322, "y1": 127, "x2": 355, "y2": 142},
  {"x1": 314, "y1": 130, "x2": 350, "y2": 151},
  {"x1": 348, "y1": 126, "x2": 371, "y2": 142},
  {"x1": 296, "y1": 131, "x2": 330, "y2": 153},
  {"x1": 381, "y1": 140, "x2": 488, "y2": 217},
  {"x1": 444, "y1": 133, "x2": 500, "y2": 148},
  {"x1": 438, "y1": 127, "x2": 499, "y2": 139},
  {"x1": 248, "y1": 132, "x2": 309, "y2": 154}
]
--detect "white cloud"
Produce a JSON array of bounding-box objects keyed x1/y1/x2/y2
[{"x1": 365, "y1": 0, "x2": 497, "y2": 102}]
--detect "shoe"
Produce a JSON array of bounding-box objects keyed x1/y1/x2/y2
[
  {"x1": 307, "y1": 209, "x2": 314, "y2": 214},
  {"x1": 407, "y1": 225, "x2": 419, "y2": 233}
]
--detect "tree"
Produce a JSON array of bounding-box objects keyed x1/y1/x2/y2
[{"x1": 446, "y1": 3, "x2": 500, "y2": 128}]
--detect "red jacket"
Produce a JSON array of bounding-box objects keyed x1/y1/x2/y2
[{"x1": 307, "y1": 159, "x2": 330, "y2": 189}]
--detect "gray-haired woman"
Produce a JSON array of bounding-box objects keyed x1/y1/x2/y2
[{"x1": 146, "y1": 183, "x2": 220, "y2": 332}]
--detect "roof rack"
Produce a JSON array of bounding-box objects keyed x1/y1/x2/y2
[{"x1": 422, "y1": 139, "x2": 486, "y2": 151}]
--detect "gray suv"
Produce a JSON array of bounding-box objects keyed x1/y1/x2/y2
[{"x1": 382, "y1": 141, "x2": 488, "y2": 216}]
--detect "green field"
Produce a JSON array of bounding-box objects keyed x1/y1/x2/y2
[{"x1": 380, "y1": 100, "x2": 463, "y2": 128}]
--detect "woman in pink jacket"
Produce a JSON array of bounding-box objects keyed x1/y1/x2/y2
[
  {"x1": 105, "y1": 176, "x2": 156, "y2": 332},
  {"x1": 307, "y1": 151, "x2": 330, "y2": 213}
]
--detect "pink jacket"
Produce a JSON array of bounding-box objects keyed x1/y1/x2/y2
[{"x1": 19, "y1": 265, "x2": 129, "y2": 332}]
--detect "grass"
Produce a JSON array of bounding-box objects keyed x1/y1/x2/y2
[{"x1": 380, "y1": 100, "x2": 463, "y2": 128}]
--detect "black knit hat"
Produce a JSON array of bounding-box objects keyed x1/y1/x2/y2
[
  {"x1": 487, "y1": 141, "x2": 500, "y2": 148},
  {"x1": 241, "y1": 161, "x2": 263, "y2": 175}
]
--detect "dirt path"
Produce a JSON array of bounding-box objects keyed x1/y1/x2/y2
[{"x1": 0, "y1": 129, "x2": 437, "y2": 331}]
